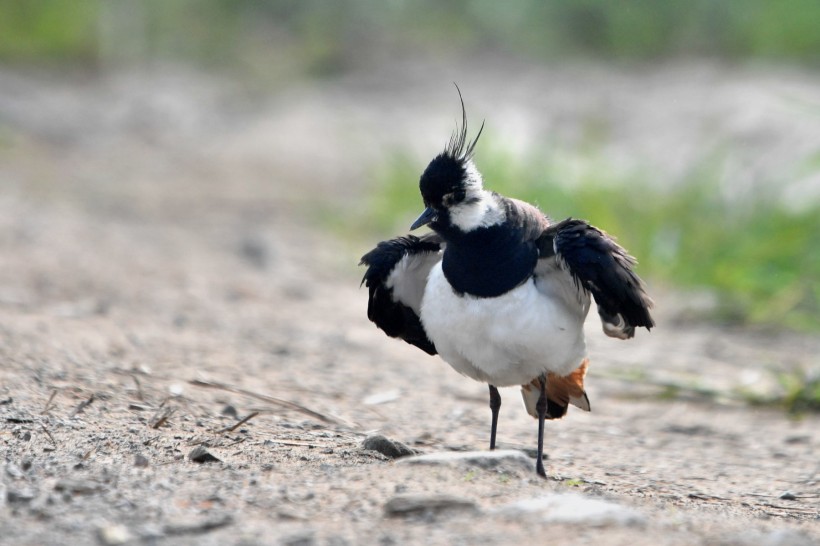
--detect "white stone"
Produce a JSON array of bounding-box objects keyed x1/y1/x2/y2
[
  {"x1": 495, "y1": 492, "x2": 646, "y2": 527},
  {"x1": 395, "y1": 450, "x2": 532, "y2": 471},
  {"x1": 97, "y1": 524, "x2": 132, "y2": 545}
]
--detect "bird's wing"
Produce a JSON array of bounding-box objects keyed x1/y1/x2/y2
[
  {"x1": 359, "y1": 233, "x2": 443, "y2": 355},
  {"x1": 537, "y1": 218, "x2": 654, "y2": 339}
]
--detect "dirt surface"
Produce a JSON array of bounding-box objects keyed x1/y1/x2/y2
[{"x1": 1, "y1": 64, "x2": 819, "y2": 545}]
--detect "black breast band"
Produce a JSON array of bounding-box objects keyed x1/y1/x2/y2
[{"x1": 441, "y1": 225, "x2": 538, "y2": 298}]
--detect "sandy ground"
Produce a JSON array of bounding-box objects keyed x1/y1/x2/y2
[{"x1": 0, "y1": 64, "x2": 819, "y2": 545}]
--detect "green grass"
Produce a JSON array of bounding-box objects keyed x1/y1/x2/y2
[
  {"x1": 776, "y1": 368, "x2": 820, "y2": 414},
  {"x1": 600, "y1": 366, "x2": 820, "y2": 415},
  {"x1": 3, "y1": 1, "x2": 820, "y2": 69},
  {"x1": 358, "y1": 142, "x2": 820, "y2": 332}
]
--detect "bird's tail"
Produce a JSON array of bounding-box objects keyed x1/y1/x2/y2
[{"x1": 521, "y1": 359, "x2": 591, "y2": 419}]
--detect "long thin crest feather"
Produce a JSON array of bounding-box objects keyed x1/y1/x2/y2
[{"x1": 445, "y1": 83, "x2": 484, "y2": 162}]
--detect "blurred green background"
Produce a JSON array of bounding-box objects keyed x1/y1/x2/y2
[
  {"x1": 4, "y1": 1, "x2": 820, "y2": 70},
  {"x1": 1, "y1": 0, "x2": 820, "y2": 336}
]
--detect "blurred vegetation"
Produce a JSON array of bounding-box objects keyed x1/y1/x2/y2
[
  {"x1": 2, "y1": 0, "x2": 820, "y2": 75},
  {"x1": 601, "y1": 366, "x2": 820, "y2": 415},
  {"x1": 4, "y1": 0, "x2": 818, "y2": 332},
  {"x1": 357, "y1": 142, "x2": 820, "y2": 332}
]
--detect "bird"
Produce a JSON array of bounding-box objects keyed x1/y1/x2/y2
[{"x1": 359, "y1": 89, "x2": 654, "y2": 477}]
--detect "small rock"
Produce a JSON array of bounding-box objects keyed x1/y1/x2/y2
[
  {"x1": 778, "y1": 491, "x2": 797, "y2": 500},
  {"x1": 7, "y1": 488, "x2": 37, "y2": 503},
  {"x1": 662, "y1": 424, "x2": 714, "y2": 436},
  {"x1": 784, "y1": 434, "x2": 810, "y2": 444},
  {"x1": 188, "y1": 446, "x2": 221, "y2": 463},
  {"x1": 134, "y1": 453, "x2": 150, "y2": 467},
  {"x1": 280, "y1": 529, "x2": 315, "y2": 546},
  {"x1": 97, "y1": 524, "x2": 132, "y2": 545},
  {"x1": 221, "y1": 404, "x2": 238, "y2": 418},
  {"x1": 6, "y1": 463, "x2": 24, "y2": 478},
  {"x1": 239, "y1": 236, "x2": 271, "y2": 270},
  {"x1": 396, "y1": 449, "x2": 531, "y2": 471},
  {"x1": 54, "y1": 479, "x2": 103, "y2": 495},
  {"x1": 362, "y1": 390, "x2": 401, "y2": 405},
  {"x1": 495, "y1": 492, "x2": 645, "y2": 527},
  {"x1": 362, "y1": 435, "x2": 415, "y2": 459},
  {"x1": 384, "y1": 494, "x2": 478, "y2": 517},
  {"x1": 163, "y1": 514, "x2": 233, "y2": 536}
]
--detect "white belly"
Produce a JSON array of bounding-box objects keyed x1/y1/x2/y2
[{"x1": 420, "y1": 263, "x2": 589, "y2": 387}]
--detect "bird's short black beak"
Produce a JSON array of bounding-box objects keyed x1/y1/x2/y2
[{"x1": 410, "y1": 206, "x2": 436, "y2": 230}]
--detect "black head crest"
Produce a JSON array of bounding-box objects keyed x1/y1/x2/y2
[
  {"x1": 418, "y1": 85, "x2": 486, "y2": 209},
  {"x1": 445, "y1": 84, "x2": 485, "y2": 164}
]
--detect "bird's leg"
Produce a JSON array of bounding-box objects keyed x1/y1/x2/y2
[
  {"x1": 488, "y1": 385, "x2": 501, "y2": 450},
  {"x1": 535, "y1": 375, "x2": 548, "y2": 478}
]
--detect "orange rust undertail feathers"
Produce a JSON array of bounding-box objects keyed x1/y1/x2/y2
[{"x1": 520, "y1": 359, "x2": 590, "y2": 419}]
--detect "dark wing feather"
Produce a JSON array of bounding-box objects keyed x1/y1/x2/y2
[
  {"x1": 359, "y1": 233, "x2": 442, "y2": 355},
  {"x1": 502, "y1": 196, "x2": 550, "y2": 242},
  {"x1": 539, "y1": 218, "x2": 654, "y2": 338}
]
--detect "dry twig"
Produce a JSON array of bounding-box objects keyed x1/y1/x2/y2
[
  {"x1": 41, "y1": 389, "x2": 58, "y2": 414},
  {"x1": 189, "y1": 379, "x2": 342, "y2": 425},
  {"x1": 39, "y1": 422, "x2": 57, "y2": 446},
  {"x1": 69, "y1": 394, "x2": 95, "y2": 418},
  {"x1": 261, "y1": 438, "x2": 331, "y2": 449},
  {"x1": 132, "y1": 375, "x2": 145, "y2": 401},
  {"x1": 151, "y1": 407, "x2": 175, "y2": 429},
  {"x1": 218, "y1": 411, "x2": 259, "y2": 434}
]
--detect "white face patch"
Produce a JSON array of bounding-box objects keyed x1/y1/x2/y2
[
  {"x1": 448, "y1": 161, "x2": 505, "y2": 231},
  {"x1": 449, "y1": 189, "x2": 505, "y2": 231}
]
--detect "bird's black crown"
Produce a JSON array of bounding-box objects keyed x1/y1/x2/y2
[{"x1": 419, "y1": 88, "x2": 484, "y2": 208}]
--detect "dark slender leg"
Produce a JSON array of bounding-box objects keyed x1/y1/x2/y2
[
  {"x1": 488, "y1": 385, "x2": 501, "y2": 450},
  {"x1": 534, "y1": 375, "x2": 547, "y2": 478}
]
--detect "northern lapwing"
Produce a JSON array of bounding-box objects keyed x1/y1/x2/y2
[{"x1": 360, "y1": 90, "x2": 654, "y2": 477}]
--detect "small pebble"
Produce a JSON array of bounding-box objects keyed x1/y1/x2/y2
[
  {"x1": 97, "y1": 524, "x2": 131, "y2": 545},
  {"x1": 54, "y1": 479, "x2": 102, "y2": 495},
  {"x1": 6, "y1": 488, "x2": 37, "y2": 504},
  {"x1": 134, "y1": 454, "x2": 150, "y2": 467},
  {"x1": 361, "y1": 435, "x2": 415, "y2": 459},
  {"x1": 384, "y1": 494, "x2": 478, "y2": 517},
  {"x1": 188, "y1": 446, "x2": 221, "y2": 463}
]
